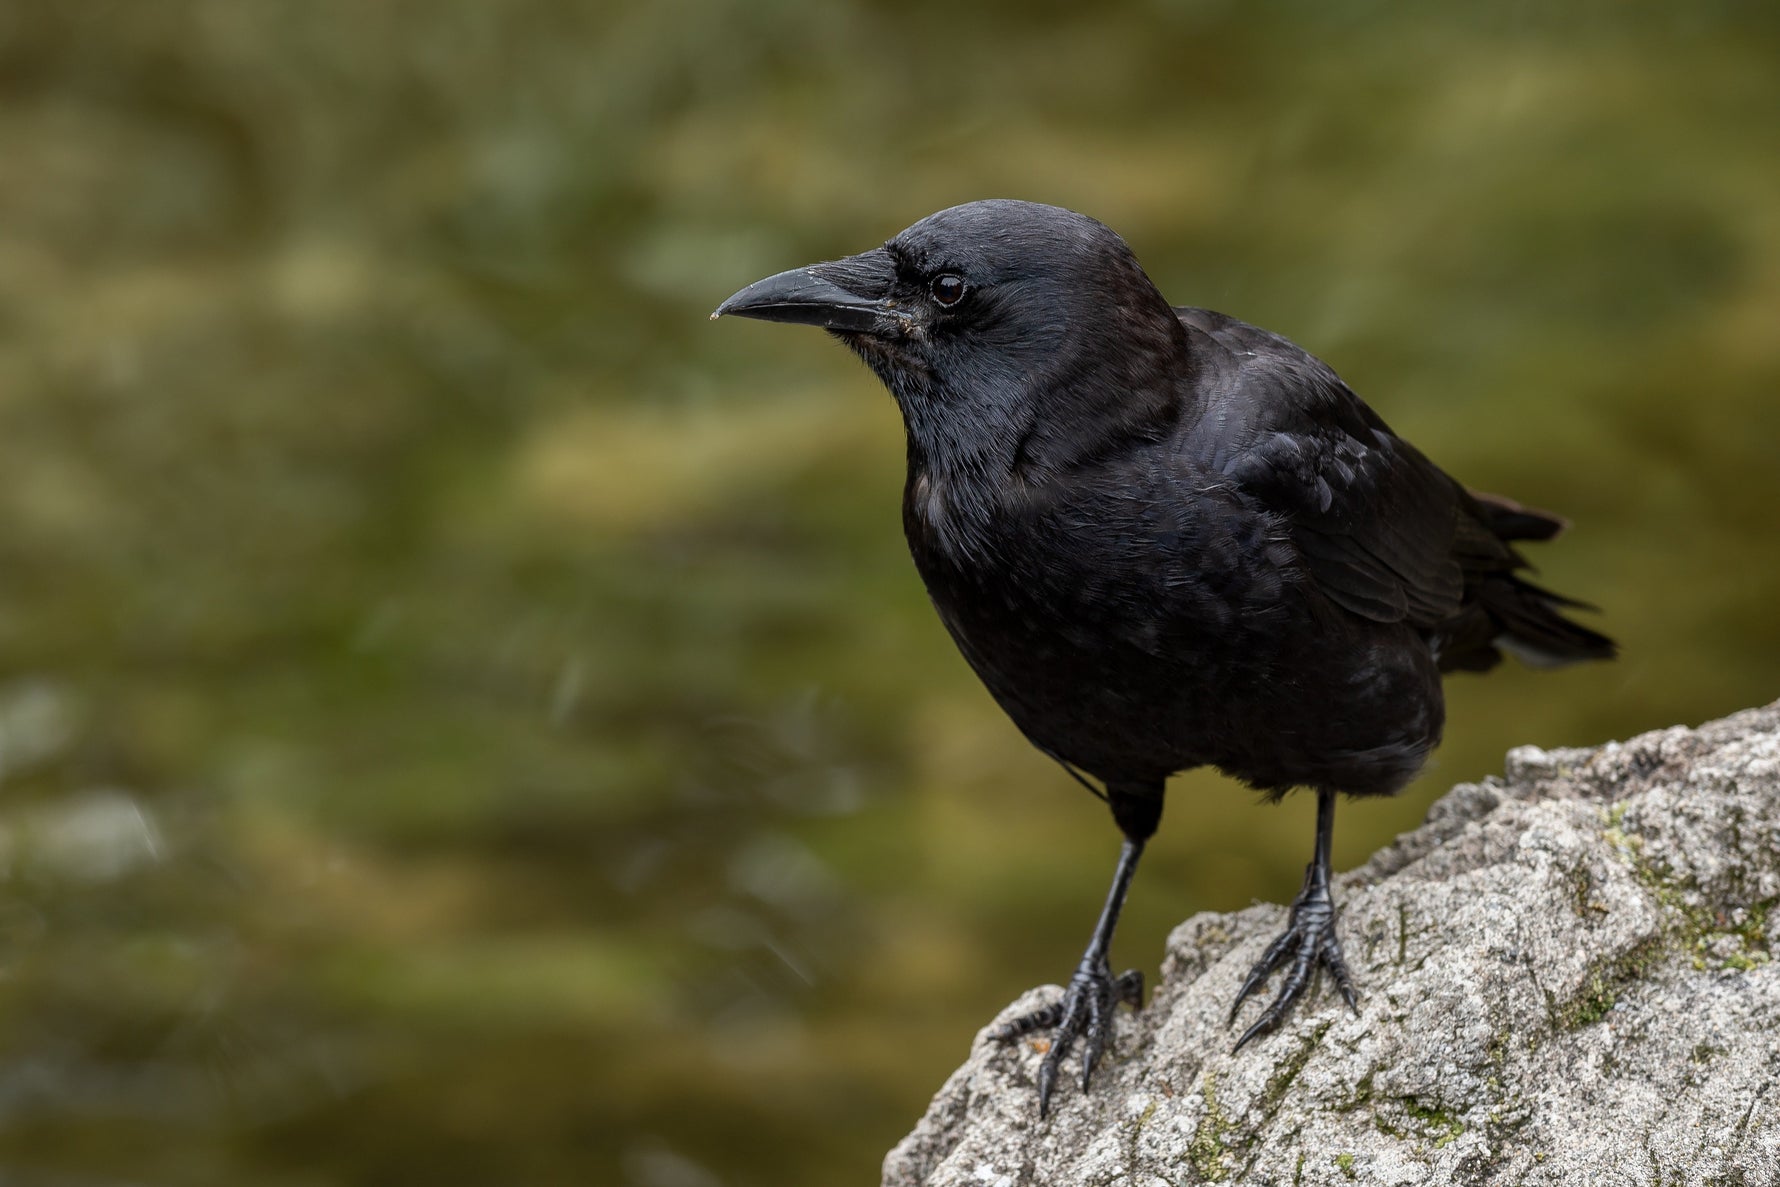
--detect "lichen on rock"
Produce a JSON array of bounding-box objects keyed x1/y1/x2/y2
[{"x1": 884, "y1": 703, "x2": 1780, "y2": 1186}]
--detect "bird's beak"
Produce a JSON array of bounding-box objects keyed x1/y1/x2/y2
[{"x1": 711, "y1": 248, "x2": 902, "y2": 334}]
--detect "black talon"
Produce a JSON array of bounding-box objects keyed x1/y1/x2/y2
[
  {"x1": 1078, "y1": 967, "x2": 1141, "y2": 1090},
  {"x1": 1004, "y1": 959, "x2": 1142, "y2": 1117},
  {"x1": 1327, "y1": 934, "x2": 1361, "y2": 1015},
  {"x1": 992, "y1": 1000, "x2": 1063, "y2": 1041},
  {"x1": 995, "y1": 826, "x2": 1153, "y2": 1118},
  {"x1": 1081, "y1": 988, "x2": 1106, "y2": 1090},
  {"x1": 1227, "y1": 928, "x2": 1296, "y2": 1024},
  {"x1": 1229, "y1": 788, "x2": 1359, "y2": 1049}
]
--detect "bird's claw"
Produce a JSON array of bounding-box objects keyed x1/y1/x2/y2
[
  {"x1": 994, "y1": 962, "x2": 1143, "y2": 1118},
  {"x1": 1227, "y1": 872, "x2": 1357, "y2": 1050}
]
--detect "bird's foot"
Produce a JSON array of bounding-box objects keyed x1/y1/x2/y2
[
  {"x1": 993, "y1": 961, "x2": 1143, "y2": 1118},
  {"x1": 1227, "y1": 874, "x2": 1358, "y2": 1050}
]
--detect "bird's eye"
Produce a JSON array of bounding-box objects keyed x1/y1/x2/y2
[{"x1": 930, "y1": 273, "x2": 966, "y2": 306}]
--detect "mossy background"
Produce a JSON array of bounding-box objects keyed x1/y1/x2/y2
[{"x1": 0, "y1": 2, "x2": 1775, "y2": 1184}]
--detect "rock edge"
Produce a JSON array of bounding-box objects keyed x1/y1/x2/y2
[{"x1": 884, "y1": 703, "x2": 1780, "y2": 1186}]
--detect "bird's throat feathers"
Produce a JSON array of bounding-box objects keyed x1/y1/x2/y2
[{"x1": 867, "y1": 334, "x2": 1195, "y2": 569}]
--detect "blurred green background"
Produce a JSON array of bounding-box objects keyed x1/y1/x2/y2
[{"x1": 0, "y1": 1, "x2": 1776, "y2": 1184}]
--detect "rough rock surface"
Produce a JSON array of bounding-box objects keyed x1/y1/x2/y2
[{"x1": 884, "y1": 703, "x2": 1780, "y2": 1186}]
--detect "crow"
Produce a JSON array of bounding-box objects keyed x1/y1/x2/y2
[{"x1": 713, "y1": 199, "x2": 1614, "y2": 1117}]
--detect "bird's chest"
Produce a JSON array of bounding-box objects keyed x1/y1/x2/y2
[{"x1": 902, "y1": 471, "x2": 1261, "y2": 710}]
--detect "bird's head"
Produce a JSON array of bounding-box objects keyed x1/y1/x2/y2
[{"x1": 714, "y1": 200, "x2": 1189, "y2": 479}]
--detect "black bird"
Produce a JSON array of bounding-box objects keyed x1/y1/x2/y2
[{"x1": 713, "y1": 200, "x2": 1614, "y2": 1117}]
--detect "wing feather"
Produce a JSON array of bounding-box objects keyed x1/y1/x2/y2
[{"x1": 1180, "y1": 308, "x2": 1503, "y2": 629}]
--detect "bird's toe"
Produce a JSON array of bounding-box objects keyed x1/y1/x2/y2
[
  {"x1": 1228, "y1": 909, "x2": 1357, "y2": 1051},
  {"x1": 995, "y1": 962, "x2": 1143, "y2": 1117}
]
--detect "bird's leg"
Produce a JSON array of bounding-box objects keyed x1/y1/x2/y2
[
  {"x1": 993, "y1": 835, "x2": 1147, "y2": 1118},
  {"x1": 1227, "y1": 787, "x2": 1359, "y2": 1050}
]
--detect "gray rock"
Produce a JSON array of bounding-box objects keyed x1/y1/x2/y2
[{"x1": 884, "y1": 702, "x2": 1780, "y2": 1186}]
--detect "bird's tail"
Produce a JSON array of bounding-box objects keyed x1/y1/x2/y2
[
  {"x1": 1442, "y1": 491, "x2": 1617, "y2": 673},
  {"x1": 1469, "y1": 490, "x2": 1567, "y2": 543},
  {"x1": 1483, "y1": 576, "x2": 1618, "y2": 669}
]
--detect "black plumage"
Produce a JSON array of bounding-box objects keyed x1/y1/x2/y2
[{"x1": 715, "y1": 199, "x2": 1613, "y2": 1116}]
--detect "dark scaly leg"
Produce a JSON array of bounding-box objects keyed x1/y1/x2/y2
[
  {"x1": 994, "y1": 786, "x2": 1159, "y2": 1118},
  {"x1": 1227, "y1": 787, "x2": 1360, "y2": 1050}
]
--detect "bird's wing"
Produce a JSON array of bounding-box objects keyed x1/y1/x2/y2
[{"x1": 1178, "y1": 308, "x2": 1510, "y2": 628}]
